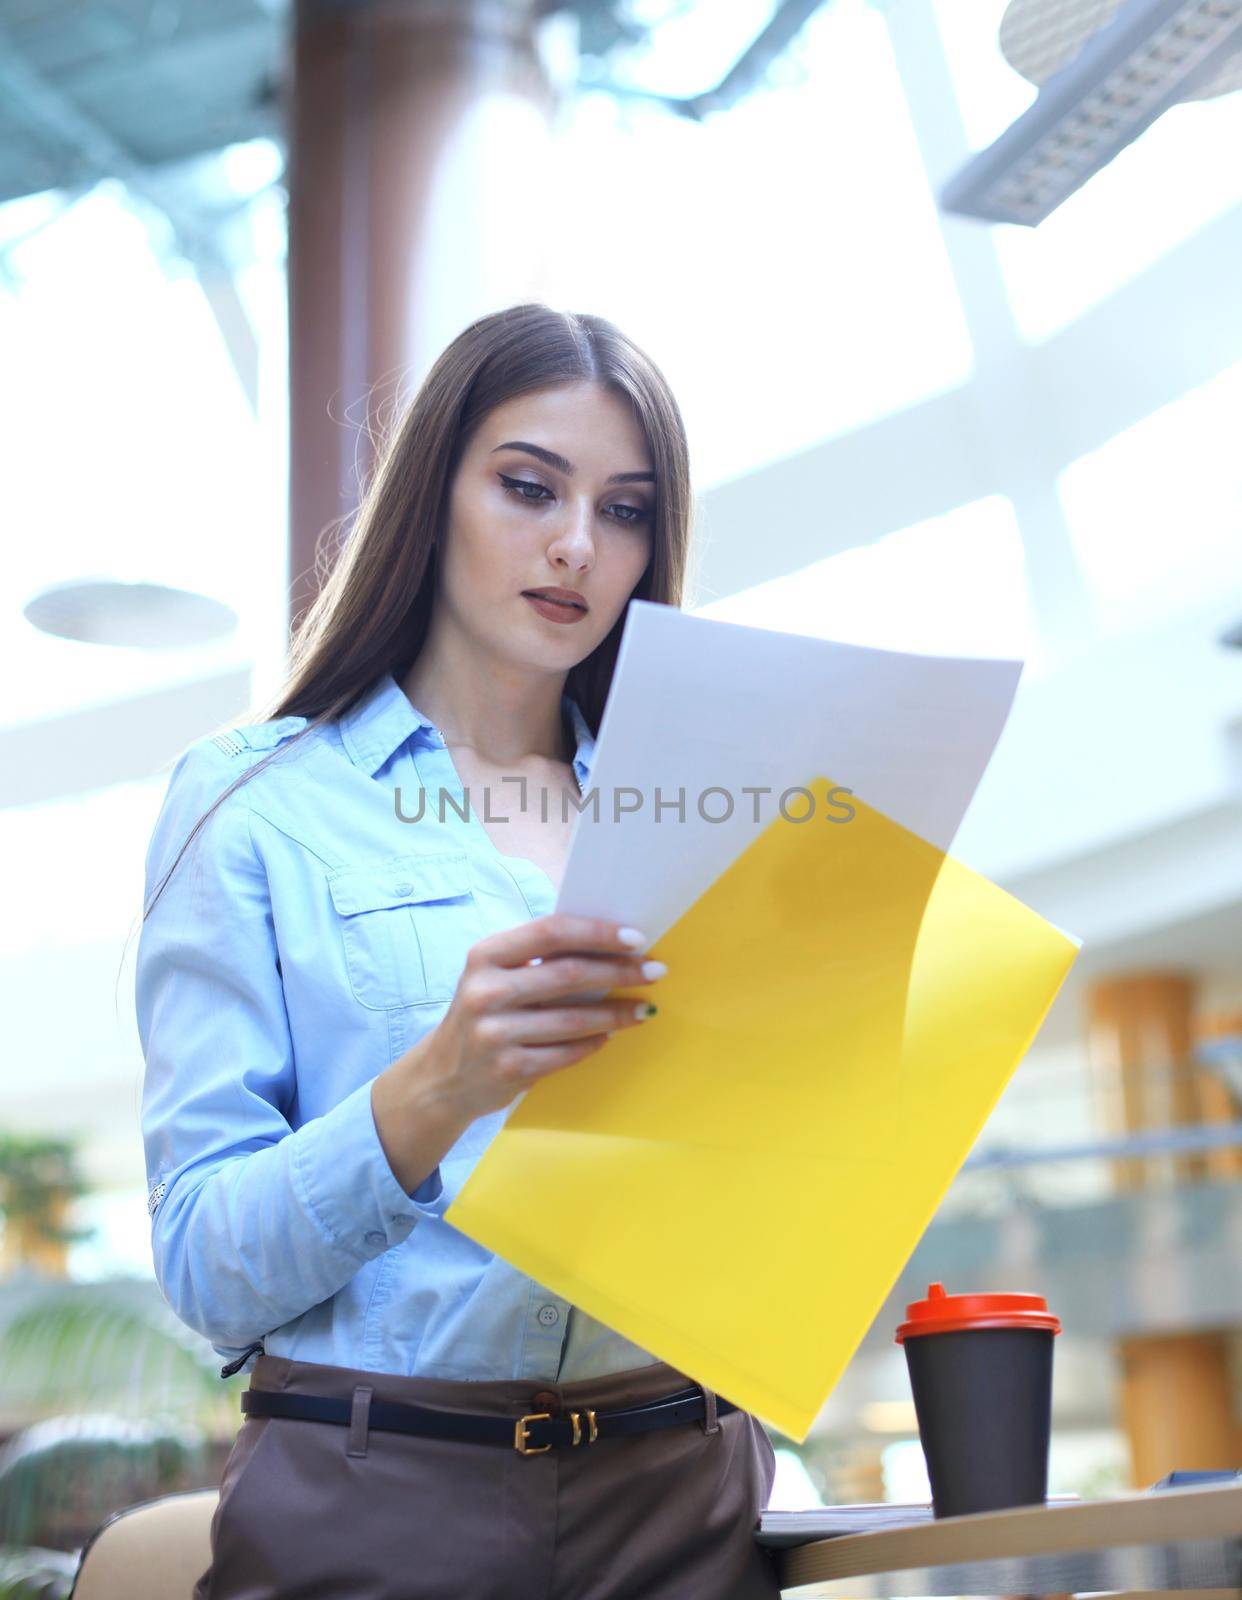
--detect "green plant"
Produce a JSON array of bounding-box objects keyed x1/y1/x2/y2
[
  {"x1": 0, "y1": 1279, "x2": 242, "y2": 1433},
  {"x1": 0, "y1": 1412, "x2": 205, "y2": 1551},
  {"x1": 0, "y1": 1543, "x2": 78, "y2": 1600},
  {"x1": 0, "y1": 1280, "x2": 246, "y2": 1555},
  {"x1": 0, "y1": 1135, "x2": 94, "y2": 1252}
]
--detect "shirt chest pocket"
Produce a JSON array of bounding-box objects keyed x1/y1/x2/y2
[{"x1": 327, "y1": 852, "x2": 481, "y2": 1010}]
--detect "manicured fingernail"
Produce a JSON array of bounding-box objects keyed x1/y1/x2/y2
[
  {"x1": 634, "y1": 1002, "x2": 658, "y2": 1020},
  {"x1": 618, "y1": 927, "x2": 648, "y2": 949},
  {"x1": 641, "y1": 960, "x2": 668, "y2": 980}
]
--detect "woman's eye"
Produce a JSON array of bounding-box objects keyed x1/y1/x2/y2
[
  {"x1": 499, "y1": 473, "x2": 552, "y2": 503},
  {"x1": 609, "y1": 503, "x2": 651, "y2": 525},
  {"x1": 498, "y1": 473, "x2": 651, "y2": 525}
]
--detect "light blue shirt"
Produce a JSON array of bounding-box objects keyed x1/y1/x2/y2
[{"x1": 137, "y1": 668, "x2": 661, "y2": 1382}]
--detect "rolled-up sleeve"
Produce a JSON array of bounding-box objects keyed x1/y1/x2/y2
[{"x1": 136, "y1": 741, "x2": 444, "y2": 1355}]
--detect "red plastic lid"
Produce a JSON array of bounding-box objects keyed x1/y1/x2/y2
[{"x1": 895, "y1": 1282, "x2": 1062, "y2": 1341}]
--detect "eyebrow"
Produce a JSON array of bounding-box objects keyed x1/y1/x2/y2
[{"x1": 491, "y1": 440, "x2": 654, "y2": 487}]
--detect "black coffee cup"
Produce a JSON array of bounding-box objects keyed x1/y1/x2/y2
[{"x1": 896, "y1": 1281, "x2": 1060, "y2": 1518}]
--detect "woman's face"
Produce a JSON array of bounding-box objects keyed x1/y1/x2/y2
[{"x1": 437, "y1": 380, "x2": 655, "y2": 676}]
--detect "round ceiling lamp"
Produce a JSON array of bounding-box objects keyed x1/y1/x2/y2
[
  {"x1": 999, "y1": 0, "x2": 1242, "y2": 101},
  {"x1": 23, "y1": 578, "x2": 238, "y2": 649}
]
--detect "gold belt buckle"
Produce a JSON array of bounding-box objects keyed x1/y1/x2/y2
[
  {"x1": 514, "y1": 1408, "x2": 599, "y2": 1454},
  {"x1": 514, "y1": 1412, "x2": 552, "y2": 1454}
]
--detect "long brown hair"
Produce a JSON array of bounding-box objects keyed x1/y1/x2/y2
[{"x1": 138, "y1": 301, "x2": 694, "y2": 928}]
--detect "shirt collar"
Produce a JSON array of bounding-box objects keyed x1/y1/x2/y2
[{"x1": 339, "y1": 670, "x2": 597, "y2": 789}]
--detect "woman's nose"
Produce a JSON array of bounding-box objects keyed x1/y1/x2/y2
[{"x1": 549, "y1": 504, "x2": 596, "y2": 566}]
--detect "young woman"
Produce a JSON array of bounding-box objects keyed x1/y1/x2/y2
[{"x1": 136, "y1": 302, "x2": 780, "y2": 1599}]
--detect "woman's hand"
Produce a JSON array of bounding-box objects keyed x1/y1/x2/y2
[{"x1": 419, "y1": 914, "x2": 664, "y2": 1127}]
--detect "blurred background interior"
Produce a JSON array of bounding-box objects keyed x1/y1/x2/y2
[{"x1": 1, "y1": 0, "x2": 1241, "y2": 1582}]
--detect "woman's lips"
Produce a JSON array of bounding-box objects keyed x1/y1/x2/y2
[{"x1": 523, "y1": 592, "x2": 589, "y2": 625}]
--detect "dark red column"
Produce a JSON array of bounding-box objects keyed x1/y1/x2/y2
[{"x1": 286, "y1": 0, "x2": 556, "y2": 634}]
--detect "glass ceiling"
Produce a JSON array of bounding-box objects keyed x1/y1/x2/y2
[
  {"x1": 692, "y1": 493, "x2": 1045, "y2": 671},
  {"x1": 0, "y1": 1, "x2": 1236, "y2": 713},
  {"x1": 545, "y1": 0, "x2": 975, "y2": 488},
  {"x1": 1058, "y1": 357, "x2": 1242, "y2": 635}
]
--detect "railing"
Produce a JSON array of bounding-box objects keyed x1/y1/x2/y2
[
  {"x1": 965, "y1": 1120, "x2": 1242, "y2": 1171},
  {"x1": 942, "y1": 1033, "x2": 1242, "y2": 1211}
]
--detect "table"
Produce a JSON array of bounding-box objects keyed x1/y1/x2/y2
[{"x1": 777, "y1": 1481, "x2": 1242, "y2": 1597}]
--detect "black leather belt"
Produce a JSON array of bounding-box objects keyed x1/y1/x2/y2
[{"x1": 240, "y1": 1383, "x2": 738, "y2": 1455}]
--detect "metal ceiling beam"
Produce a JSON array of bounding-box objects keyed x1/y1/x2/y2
[
  {"x1": 0, "y1": 22, "x2": 231, "y2": 276},
  {"x1": 678, "y1": 0, "x2": 829, "y2": 118},
  {"x1": 554, "y1": 0, "x2": 831, "y2": 119}
]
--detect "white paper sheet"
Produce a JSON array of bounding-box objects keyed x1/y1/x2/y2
[{"x1": 556, "y1": 600, "x2": 1023, "y2": 943}]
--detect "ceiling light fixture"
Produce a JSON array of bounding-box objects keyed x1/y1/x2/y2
[
  {"x1": 940, "y1": 0, "x2": 1242, "y2": 226},
  {"x1": 23, "y1": 578, "x2": 238, "y2": 649}
]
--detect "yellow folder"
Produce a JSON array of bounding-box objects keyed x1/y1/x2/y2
[{"x1": 445, "y1": 775, "x2": 1080, "y2": 1441}]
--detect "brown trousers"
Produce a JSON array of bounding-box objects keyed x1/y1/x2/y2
[{"x1": 195, "y1": 1353, "x2": 782, "y2": 1599}]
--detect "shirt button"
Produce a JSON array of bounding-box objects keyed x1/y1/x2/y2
[
  {"x1": 393, "y1": 882, "x2": 413, "y2": 897},
  {"x1": 537, "y1": 1304, "x2": 560, "y2": 1327},
  {"x1": 364, "y1": 1230, "x2": 386, "y2": 1246}
]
